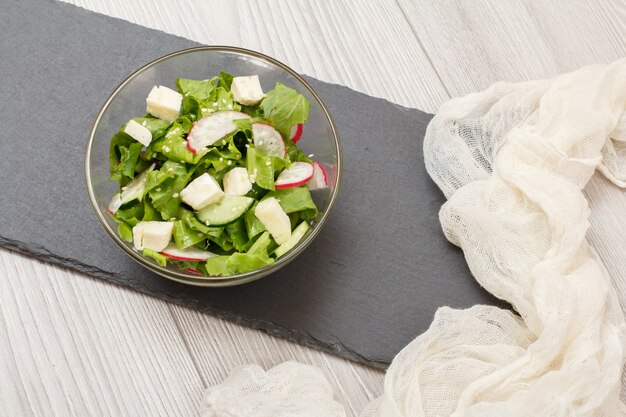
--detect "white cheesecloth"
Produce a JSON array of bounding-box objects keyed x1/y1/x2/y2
[{"x1": 202, "y1": 59, "x2": 626, "y2": 417}]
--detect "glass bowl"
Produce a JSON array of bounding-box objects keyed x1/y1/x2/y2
[{"x1": 85, "y1": 46, "x2": 341, "y2": 287}]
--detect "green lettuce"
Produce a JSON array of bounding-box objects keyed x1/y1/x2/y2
[
  {"x1": 246, "y1": 147, "x2": 275, "y2": 190},
  {"x1": 258, "y1": 82, "x2": 310, "y2": 138},
  {"x1": 143, "y1": 249, "x2": 168, "y2": 266},
  {"x1": 147, "y1": 161, "x2": 194, "y2": 219},
  {"x1": 264, "y1": 186, "x2": 317, "y2": 219},
  {"x1": 176, "y1": 78, "x2": 215, "y2": 101}
]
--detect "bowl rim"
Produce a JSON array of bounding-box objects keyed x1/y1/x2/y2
[{"x1": 85, "y1": 45, "x2": 342, "y2": 287}]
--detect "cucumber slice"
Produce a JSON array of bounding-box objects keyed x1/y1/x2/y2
[
  {"x1": 108, "y1": 163, "x2": 155, "y2": 214},
  {"x1": 197, "y1": 195, "x2": 254, "y2": 226},
  {"x1": 273, "y1": 221, "x2": 311, "y2": 258}
]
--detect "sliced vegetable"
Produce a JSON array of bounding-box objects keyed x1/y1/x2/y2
[
  {"x1": 290, "y1": 123, "x2": 303, "y2": 143},
  {"x1": 197, "y1": 195, "x2": 254, "y2": 226},
  {"x1": 307, "y1": 161, "x2": 329, "y2": 190},
  {"x1": 274, "y1": 221, "x2": 311, "y2": 258},
  {"x1": 252, "y1": 122, "x2": 286, "y2": 157},
  {"x1": 108, "y1": 163, "x2": 155, "y2": 214},
  {"x1": 187, "y1": 111, "x2": 251, "y2": 153},
  {"x1": 275, "y1": 162, "x2": 314, "y2": 189},
  {"x1": 161, "y1": 243, "x2": 216, "y2": 261}
]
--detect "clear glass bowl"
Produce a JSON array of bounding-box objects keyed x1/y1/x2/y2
[{"x1": 85, "y1": 46, "x2": 342, "y2": 287}]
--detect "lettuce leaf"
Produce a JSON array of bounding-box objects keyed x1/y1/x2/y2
[
  {"x1": 246, "y1": 147, "x2": 274, "y2": 191},
  {"x1": 147, "y1": 161, "x2": 194, "y2": 219},
  {"x1": 257, "y1": 82, "x2": 310, "y2": 139},
  {"x1": 143, "y1": 249, "x2": 168, "y2": 267},
  {"x1": 204, "y1": 256, "x2": 231, "y2": 276},
  {"x1": 264, "y1": 186, "x2": 317, "y2": 219},
  {"x1": 226, "y1": 219, "x2": 252, "y2": 252},
  {"x1": 173, "y1": 219, "x2": 206, "y2": 250},
  {"x1": 110, "y1": 131, "x2": 143, "y2": 181},
  {"x1": 244, "y1": 201, "x2": 266, "y2": 238},
  {"x1": 226, "y1": 253, "x2": 273, "y2": 274},
  {"x1": 176, "y1": 78, "x2": 216, "y2": 101}
]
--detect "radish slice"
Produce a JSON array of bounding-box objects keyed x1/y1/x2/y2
[
  {"x1": 185, "y1": 267, "x2": 202, "y2": 275},
  {"x1": 275, "y1": 162, "x2": 314, "y2": 189},
  {"x1": 252, "y1": 123, "x2": 285, "y2": 157},
  {"x1": 187, "y1": 111, "x2": 251, "y2": 153},
  {"x1": 290, "y1": 124, "x2": 303, "y2": 143},
  {"x1": 161, "y1": 244, "x2": 217, "y2": 261},
  {"x1": 307, "y1": 161, "x2": 329, "y2": 190}
]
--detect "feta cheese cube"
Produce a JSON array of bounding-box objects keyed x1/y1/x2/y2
[
  {"x1": 223, "y1": 167, "x2": 252, "y2": 196},
  {"x1": 133, "y1": 221, "x2": 174, "y2": 252},
  {"x1": 231, "y1": 76, "x2": 265, "y2": 106},
  {"x1": 180, "y1": 173, "x2": 224, "y2": 210},
  {"x1": 124, "y1": 119, "x2": 152, "y2": 146},
  {"x1": 146, "y1": 85, "x2": 182, "y2": 122},
  {"x1": 255, "y1": 197, "x2": 291, "y2": 244}
]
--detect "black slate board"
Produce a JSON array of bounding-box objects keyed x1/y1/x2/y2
[{"x1": 1, "y1": 0, "x2": 498, "y2": 367}]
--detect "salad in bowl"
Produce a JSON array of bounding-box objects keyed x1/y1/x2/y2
[{"x1": 107, "y1": 72, "x2": 329, "y2": 277}]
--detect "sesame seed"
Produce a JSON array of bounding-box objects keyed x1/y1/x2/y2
[
  {"x1": 152, "y1": 153, "x2": 157, "y2": 158},
  {"x1": 219, "y1": 157, "x2": 224, "y2": 162},
  {"x1": 173, "y1": 193, "x2": 179, "y2": 198},
  {"x1": 245, "y1": 144, "x2": 250, "y2": 148},
  {"x1": 142, "y1": 121, "x2": 147, "y2": 127},
  {"x1": 227, "y1": 160, "x2": 232, "y2": 166},
  {"x1": 250, "y1": 178, "x2": 256, "y2": 184},
  {"x1": 201, "y1": 108, "x2": 208, "y2": 112},
  {"x1": 213, "y1": 102, "x2": 218, "y2": 107},
  {"x1": 265, "y1": 161, "x2": 271, "y2": 166},
  {"x1": 121, "y1": 186, "x2": 128, "y2": 191},
  {"x1": 163, "y1": 146, "x2": 170, "y2": 152},
  {"x1": 308, "y1": 154, "x2": 314, "y2": 158},
  {"x1": 221, "y1": 98, "x2": 227, "y2": 104},
  {"x1": 156, "y1": 187, "x2": 161, "y2": 191},
  {"x1": 227, "y1": 104, "x2": 233, "y2": 110},
  {"x1": 206, "y1": 221, "x2": 211, "y2": 226}
]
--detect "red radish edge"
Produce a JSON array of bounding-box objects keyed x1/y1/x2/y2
[
  {"x1": 186, "y1": 139, "x2": 197, "y2": 154},
  {"x1": 313, "y1": 161, "x2": 328, "y2": 186},
  {"x1": 290, "y1": 124, "x2": 303, "y2": 143},
  {"x1": 185, "y1": 267, "x2": 202, "y2": 275},
  {"x1": 161, "y1": 245, "x2": 215, "y2": 262},
  {"x1": 275, "y1": 162, "x2": 314, "y2": 189},
  {"x1": 162, "y1": 253, "x2": 205, "y2": 262},
  {"x1": 275, "y1": 177, "x2": 311, "y2": 189}
]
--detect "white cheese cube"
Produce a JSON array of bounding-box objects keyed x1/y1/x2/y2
[
  {"x1": 223, "y1": 167, "x2": 252, "y2": 196},
  {"x1": 180, "y1": 173, "x2": 225, "y2": 210},
  {"x1": 255, "y1": 197, "x2": 291, "y2": 244},
  {"x1": 133, "y1": 221, "x2": 174, "y2": 252},
  {"x1": 231, "y1": 76, "x2": 265, "y2": 106},
  {"x1": 146, "y1": 85, "x2": 182, "y2": 122},
  {"x1": 124, "y1": 119, "x2": 152, "y2": 146}
]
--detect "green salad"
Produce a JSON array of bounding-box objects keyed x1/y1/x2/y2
[{"x1": 108, "y1": 73, "x2": 329, "y2": 277}]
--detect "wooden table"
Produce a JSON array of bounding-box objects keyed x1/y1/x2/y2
[{"x1": 2, "y1": 1, "x2": 624, "y2": 415}]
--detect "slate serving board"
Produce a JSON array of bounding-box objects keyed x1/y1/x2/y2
[{"x1": 1, "y1": 0, "x2": 498, "y2": 367}]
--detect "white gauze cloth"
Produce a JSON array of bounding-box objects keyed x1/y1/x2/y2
[
  {"x1": 202, "y1": 59, "x2": 626, "y2": 417},
  {"x1": 363, "y1": 59, "x2": 626, "y2": 417}
]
